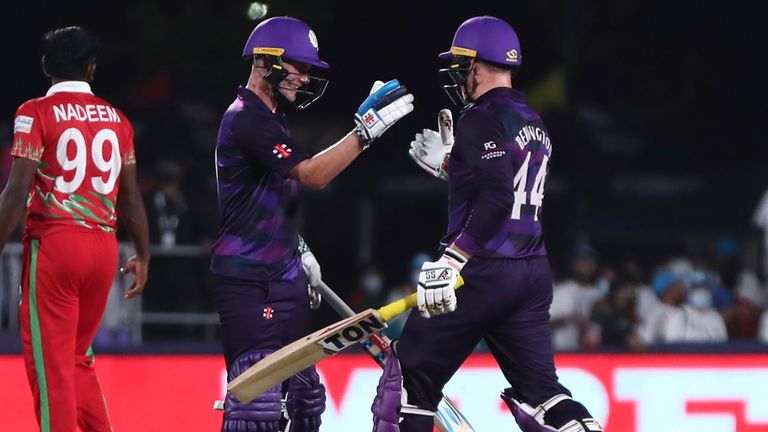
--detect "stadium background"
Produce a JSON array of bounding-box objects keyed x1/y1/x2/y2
[{"x1": 1, "y1": 1, "x2": 768, "y2": 431}]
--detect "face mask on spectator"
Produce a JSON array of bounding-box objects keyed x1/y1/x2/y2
[
  {"x1": 688, "y1": 288, "x2": 713, "y2": 309},
  {"x1": 595, "y1": 278, "x2": 610, "y2": 296}
]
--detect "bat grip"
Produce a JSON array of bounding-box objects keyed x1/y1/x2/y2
[
  {"x1": 377, "y1": 276, "x2": 464, "y2": 322},
  {"x1": 378, "y1": 294, "x2": 417, "y2": 321}
]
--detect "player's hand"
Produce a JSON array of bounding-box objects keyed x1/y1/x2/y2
[
  {"x1": 408, "y1": 109, "x2": 454, "y2": 180},
  {"x1": 120, "y1": 255, "x2": 149, "y2": 300},
  {"x1": 353, "y1": 79, "x2": 414, "y2": 148},
  {"x1": 416, "y1": 247, "x2": 467, "y2": 318},
  {"x1": 308, "y1": 285, "x2": 322, "y2": 310},
  {"x1": 299, "y1": 238, "x2": 322, "y2": 309}
]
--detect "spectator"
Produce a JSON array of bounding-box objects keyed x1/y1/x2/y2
[
  {"x1": 358, "y1": 265, "x2": 386, "y2": 309},
  {"x1": 639, "y1": 271, "x2": 728, "y2": 344},
  {"x1": 550, "y1": 245, "x2": 604, "y2": 350},
  {"x1": 637, "y1": 272, "x2": 687, "y2": 344},
  {"x1": 591, "y1": 279, "x2": 646, "y2": 352},
  {"x1": 143, "y1": 160, "x2": 215, "y2": 246},
  {"x1": 717, "y1": 240, "x2": 764, "y2": 339},
  {"x1": 759, "y1": 311, "x2": 768, "y2": 343},
  {"x1": 669, "y1": 279, "x2": 728, "y2": 342},
  {"x1": 620, "y1": 260, "x2": 659, "y2": 321}
]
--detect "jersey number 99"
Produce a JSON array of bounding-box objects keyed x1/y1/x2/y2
[{"x1": 54, "y1": 127, "x2": 122, "y2": 195}]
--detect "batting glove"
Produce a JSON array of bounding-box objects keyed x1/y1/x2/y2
[
  {"x1": 417, "y1": 247, "x2": 467, "y2": 318},
  {"x1": 409, "y1": 109, "x2": 454, "y2": 180},
  {"x1": 354, "y1": 79, "x2": 415, "y2": 148},
  {"x1": 298, "y1": 237, "x2": 322, "y2": 309}
]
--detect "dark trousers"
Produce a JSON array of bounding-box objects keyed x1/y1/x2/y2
[
  {"x1": 210, "y1": 271, "x2": 311, "y2": 370},
  {"x1": 397, "y1": 256, "x2": 570, "y2": 430}
]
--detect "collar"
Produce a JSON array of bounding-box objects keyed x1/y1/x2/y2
[
  {"x1": 46, "y1": 81, "x2": 93, "y2": 96},
  {"x1": 473, "y1": 86, "x2": 526, "y2": 105},
  {"x1": 238, "y1": 85, "x2": 279, "y2": 114}
]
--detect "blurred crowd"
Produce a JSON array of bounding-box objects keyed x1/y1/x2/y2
[
  {"x1": 351, "y1": 241, "x2": 768, "y2": 352},
  {"x1": 547, "y1": 243, "x2": 765, "y2": 352}
]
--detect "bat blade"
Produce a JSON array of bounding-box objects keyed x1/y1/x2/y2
[
  {"x1": 227, "y1": 309, "x2": 388, "y2": 403},
  {"x1": 228, "y1": 277, "x2": 464, "y2": 404}
]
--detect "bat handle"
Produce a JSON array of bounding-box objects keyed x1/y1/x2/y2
[
  {"x1": 378, "y1": 294, "x2": 417, "y2": 321},
  {"x1": 377, "y1": 276, "x2": 465, "y2": 322}
]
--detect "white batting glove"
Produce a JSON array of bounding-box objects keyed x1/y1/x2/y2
[
  {"x1": 409, "y1": 109, "x2": 454, "y2": 180},
  {"x1": 298, "y1": 237, "x2": 322, "y2": 309},
  {"x1": 354, "y1": 79, "x2": 415, "y2": 148},
  {"x1": 416, "y1": 247, "x2": 467, "y2": 318}
]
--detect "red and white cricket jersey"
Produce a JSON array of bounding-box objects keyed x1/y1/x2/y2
[{"x1": 11, "y1": 81, "x2": 136, "y2": 238}]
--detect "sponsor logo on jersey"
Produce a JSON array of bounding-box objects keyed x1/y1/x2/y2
[
  {"x1": 14, "y1": 116, "x2": 34, "y2": 134},
  {"x1": 272, "y1": 144, "x2": 292, "y2": 159},
  {"x1": 480, "y1": 142, "x2": 505, "y2": 160},
  {"x1": 481, "y1": 150, "x2": 505, "y2": 160}
]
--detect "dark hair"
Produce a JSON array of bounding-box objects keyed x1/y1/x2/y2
[{"x1": 42, "y1": 26, "x2": 99, "y2": 80}]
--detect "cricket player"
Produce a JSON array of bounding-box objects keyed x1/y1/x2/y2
[
  {"x1": 371, "y1": 16, "x2": 603, "y2": 432},
  {"x1": 210, "y1": 16, "x2": 414, "y2": 432},
  {"x1": 0, "y1": 26, "x2": 150, "y2": 431}
]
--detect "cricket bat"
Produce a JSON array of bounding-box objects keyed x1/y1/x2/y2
[
  {"x1": 227, "y1": 277, "x2": 464, "y2": 404},
  {"x1": 313, "y1": 280, "x2": 477, "y2": 432}
]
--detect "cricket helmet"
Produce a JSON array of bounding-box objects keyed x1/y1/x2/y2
[
  {"x1": 437, "y1": 16, "x2": 521, "y2": 107},
  {"x1": 242, "y1": 16, "x2": 329, "y2": 69},
  {"x1": 242, "y1": 16, "x2": 329, "y2": 109},
  {"x1": 439, "y1": 16, "x2": 521, "y2": 66}
]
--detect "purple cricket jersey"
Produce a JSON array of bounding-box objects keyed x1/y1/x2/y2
[
  {"x1": 444, "y1": 87, "x2": 552, "y2": 258},
  {"x1": 210, "y1": 87, "x2": 311, "y2": 281}
]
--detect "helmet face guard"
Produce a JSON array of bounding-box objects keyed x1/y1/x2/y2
[
  {"x1": 438, "y1": 57, "x2": 473, "y2": 107},
  {"x1": 243, "y1": 17, "x2": 331, "y2": 110},
  {"x1": 292, "y1": 74, "x2": 328, "y2": 110},
  {"x1": 257, "y1": 54, "x2": 328, "y2": 110}
]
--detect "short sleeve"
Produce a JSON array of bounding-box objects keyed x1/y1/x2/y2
[
  {"x1": 232, "y1": 112, "x2": 310, "y2": 177},
  {"x1": 121, "y1": 117, "x2": 136, "y2": 165},
  {"x1": 11, "y1": 102, "x2": 44, "y2": 162}
]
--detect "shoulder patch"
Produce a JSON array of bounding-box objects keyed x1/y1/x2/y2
[
  {"x1": 14, "y1": 115, "x2": 34, "y2": 134},
  {"x1": 272, "y1": 144, "x2": 293, "y2": 159}
]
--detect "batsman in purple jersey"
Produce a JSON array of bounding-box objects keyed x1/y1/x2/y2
[
  {"x1": 441, "y1": 86, "x2": 550, "y2": 260},
  {"x1": 210, "y1": 16, "x2": 415, "y2": 432},
  {"x1": 211, "y1": 86, "x2": 310, "y2": 282},
  {"x1": 371, "y1": 17, "x2": 603, "y2": 432}
]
